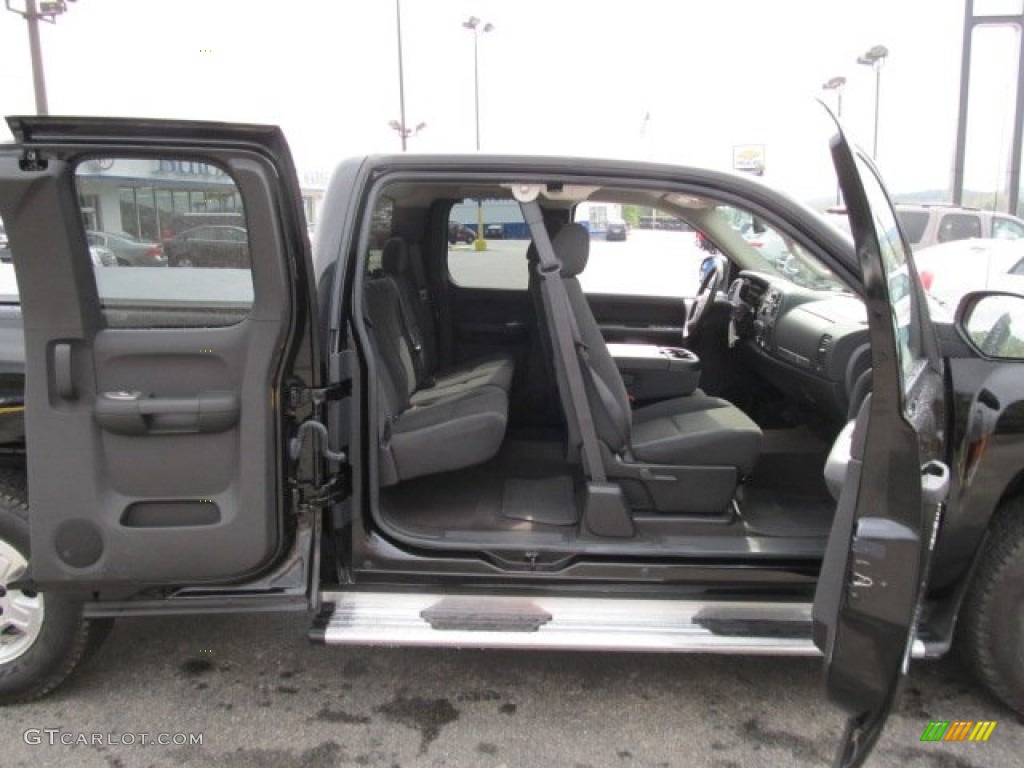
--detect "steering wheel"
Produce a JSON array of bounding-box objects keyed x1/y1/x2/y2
[{"x1": 686, "y1": 255, "x2": 726, "y2": 338}]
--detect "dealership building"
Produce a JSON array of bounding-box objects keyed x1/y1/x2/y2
[{"x1": 75, "y1": 158, "x2": 324, "y2": 242}]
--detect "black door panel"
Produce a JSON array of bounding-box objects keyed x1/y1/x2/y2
[
  {"x1": 1, "y1": 117, "x2": 318, "y2": 590},
  {"x1": 586, "y1": 293, "x2": 688, "y2": 346}
]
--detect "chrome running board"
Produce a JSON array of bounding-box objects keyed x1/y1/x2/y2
[{"x1": 313, "y1": 591, "x2": 928, "y2": 657}]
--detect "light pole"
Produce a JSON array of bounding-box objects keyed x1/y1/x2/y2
[
  {"x1": 822, "y1": 76, "x2": 847, "y2": 204},
  {"x1": 463, "y1": 15, "x2": 494, "y2": 250},
  {"x1": 822, "y1": 75, "x2": 847, "y2": 120},
  {"x1": 388, "y1": 120, "x2": 427, "y2": 146},
  {"x1": 5, "y1": 0, "x2": 76, "y2": 115},
  {"x1": 857, "y1": 44, "x2": 889, "y2": 160},
  {"x1": 394, "y1": 0, "x2": 409, "y2": 151}
]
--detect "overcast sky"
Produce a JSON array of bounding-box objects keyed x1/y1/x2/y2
[{"x1": 0, "y1": 0, "x2": 1018, "y2": 201}]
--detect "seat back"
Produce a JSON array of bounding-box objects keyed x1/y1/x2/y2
[
  {"x1": 552, "y1": 224, "x2": 633, "y2": 454},
  {"x1": 381, "y1": 236, "x2": 437, "y2": 383},
  {"x1": 364, "y1": 275, "x2": 417, "y2": 407}
]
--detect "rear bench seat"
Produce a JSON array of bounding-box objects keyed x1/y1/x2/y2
[{"x1": 365, "y1": 238, "x2": 515, "y2": 485}]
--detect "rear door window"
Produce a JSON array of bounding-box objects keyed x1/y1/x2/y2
[
  {"x1": 75, "y1": 157, "x2": 254, "y2": 327},
  {"x1": 937, "y1": 212, "x2": 982, "y2": 243}
]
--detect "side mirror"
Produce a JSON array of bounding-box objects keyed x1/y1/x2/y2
[{"x1": 956, "y1": 291, "x2": 1024, "y2": 360}]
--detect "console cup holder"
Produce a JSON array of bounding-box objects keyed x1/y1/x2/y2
[{"x1": 607, "y1": 343, "x2": 702, "y2": 399}]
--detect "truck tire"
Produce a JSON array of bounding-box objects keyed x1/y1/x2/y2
[
  {"x1": 958, "y1": 495, "x2": 1024, "y2": 717},
  {"x1": 0, "y1": 471, "x2": 110, "y2": 704}
]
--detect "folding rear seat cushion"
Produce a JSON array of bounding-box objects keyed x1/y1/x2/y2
[
  {"x1": 380, "y1": 237, "x2": 515, "y2": 400},
  {"x1": 365, "y1": 275, "x2": 508, "y2": 485}
]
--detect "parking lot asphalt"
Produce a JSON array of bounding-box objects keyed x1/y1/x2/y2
[{"x1": 1, "y1": 611, "x2": 1021, "y2": 768}]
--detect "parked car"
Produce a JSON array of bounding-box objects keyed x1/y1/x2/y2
[
  {"x1": 605, "y1": 218, "x2": 628, "y2": 241},
  {"x1": 447, "y1": 221, "x2": 475, "y2": 244},
  {"x1": 85, "y1": 230, "x2": 165, "y2": 267},
  {"x1": 914, "y1": 238, "x2": 1024, "y2": 309},
  {"x1": 3, "y1": 116, "x2": 1024, "y2": 767},
  {"x1": 88, "y1": 245, "x2": 117, "y2": 267},
  {"x1": 484, "y1": 223, "x2": 504, "y2": 239},
  {"x1": 162, "y1": 224, "x2": 250, "y2": 267},
  {"x1": 826, "y1": 203, "x2": 1024, "y2": 250}
]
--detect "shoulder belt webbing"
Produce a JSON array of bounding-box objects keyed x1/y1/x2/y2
[{"x1": 520, "y1": 199, "x2": 607, "y2": 483}]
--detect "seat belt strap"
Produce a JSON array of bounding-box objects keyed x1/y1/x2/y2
[
  {"x1": 390, "y1": 279, "x2": 426, "y2": 381},
  {"x1": 521, "y1": 199, "x2": 607, "y2": 483},
  {"x1": 407, "y1": 244, "x2": 433, "y2": 313},
  {"x1": 575, "y1": 338, "x2": 630, "y2": 450}
]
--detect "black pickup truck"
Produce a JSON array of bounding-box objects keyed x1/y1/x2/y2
[{"x1": 1, "y1": 116, "x2": 1023, "y2": 767}]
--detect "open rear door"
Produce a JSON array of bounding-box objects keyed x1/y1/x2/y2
[
  {"x1": 0, "y1": 117, "x2": 320, "y2": 590},
  {"x1": 812, "y1": 125, "x2": 949, "y2": 766}
]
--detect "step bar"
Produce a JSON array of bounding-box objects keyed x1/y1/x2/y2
[{"x1": 313, "y1": 591, "x2": 927, "y2": 657}]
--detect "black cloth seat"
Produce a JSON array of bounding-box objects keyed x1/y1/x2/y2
[
  {"x1": 380, "y1": 236, "x2": 515, "y2": 403},
  {"x1": 629, "y1": 395, "x2": 761, "y2": 473},
  {"x1": 544, "y1": 223, "x2": 762, "y2": 506},
  {"x1": 364, "y1": 273, "x2": 510, "y2": 486}
]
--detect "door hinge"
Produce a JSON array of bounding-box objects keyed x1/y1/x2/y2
[
  {"x1": 292, "y1": 475, "x2": 346, "y2": 509},
  {"x1": 289, "y1": 420, "x2": 347, "y2": 463},
  {"x1": 287, "y1": 381, "x2": 346, "y2": 412}
]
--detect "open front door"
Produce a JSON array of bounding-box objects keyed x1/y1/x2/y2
[
  {"x1": 0, "y1": 117, "x2": 320, "y2": 590},
  {"x1": 811, "y1": 126, "x2": 950, "y2": 766}
]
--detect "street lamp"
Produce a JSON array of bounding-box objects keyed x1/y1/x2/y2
[
  {"x1": 856, "y1": 44, "x2": 889, "y2": 160},
  {"x1": 5, "y1": 0, "x2": 76, "y2": 115},
  {"x1": 388, "y1": 120, "x2": 427, "y2": 145},
  {"x1": 463, "y1": 15, "x2": 494, "y2": 251},
  {"x1": 822, "y1": 76, "x2": 847, "y2": 204},
  {"x1": 821, "y1": 76, "x2": 847, "y2": 119}
]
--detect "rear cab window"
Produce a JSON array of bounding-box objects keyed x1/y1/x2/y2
[{"x1": 447, "y1": 198, "x2": 529, "y2": 291}]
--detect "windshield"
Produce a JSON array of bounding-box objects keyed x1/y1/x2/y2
[{"x1": 703, "y1": 205, "x2": 849, "y2": 293}]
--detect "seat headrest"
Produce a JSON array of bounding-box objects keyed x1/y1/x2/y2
[
  {"x1": 381, "y1": 237, "x2": 407, "y2": 275},
  {"x1": 553, "y1": 223, "x2": 590, "y2": 277}
]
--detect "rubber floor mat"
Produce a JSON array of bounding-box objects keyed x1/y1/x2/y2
[{"x1": 501, "y1": 476, "x2": 577, "y2": 526}]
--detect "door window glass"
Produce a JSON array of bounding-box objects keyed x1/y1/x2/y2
[
  {"x1": 75, "y1": 158, "x2": 253, "y2": 328},
  {"x1": 993, "y1": 216, "x2": 1024, "y2": 239},
  {"x1": 571, "y1": 203, "x2": 696, "y2": 298},
  {"x1": 937, "y1": 213, "x2": 982, "y2": 243},
  {"x1": 853, "y1": 155, "x2": 924, "y2": 389},
  {"x1": 447, "y1": 198, "x2": 529, "y2": 291}
]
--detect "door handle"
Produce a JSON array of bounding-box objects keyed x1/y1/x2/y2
[
  {"x1": 94, "y1": 390, "x2": 240, "y2": 435},
  {"x1": 53, "y1": 342, "x2": 76, "y2": 400}
]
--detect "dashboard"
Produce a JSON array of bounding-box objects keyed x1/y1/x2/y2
[{"x1": 728, "y1": 271, "x2": 871, "y2": 424}]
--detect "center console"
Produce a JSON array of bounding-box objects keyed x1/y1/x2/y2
[{"x1": 607, "y1": 343, "x2": 702, "y2": 401}]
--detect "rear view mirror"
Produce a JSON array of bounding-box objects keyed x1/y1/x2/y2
[{"x1": 956, "y1": 291, "x2": 1024, "y2": 360}]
